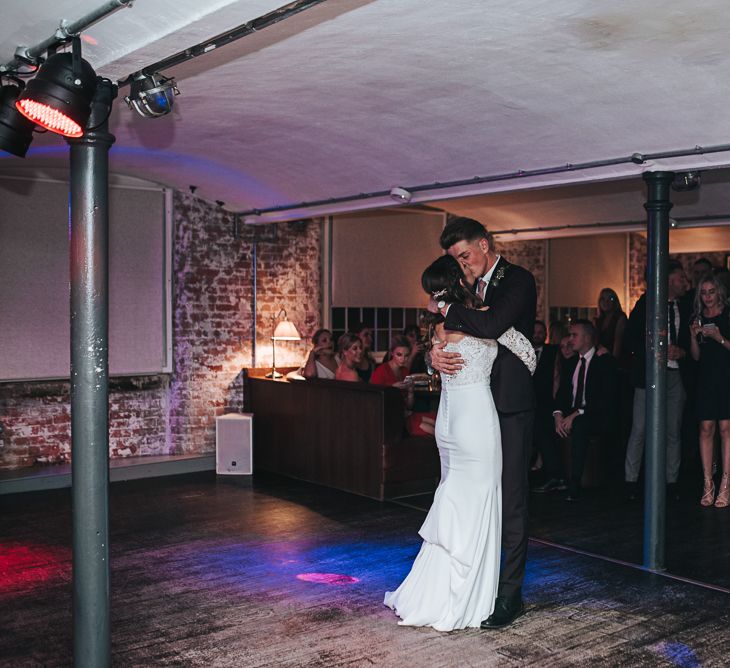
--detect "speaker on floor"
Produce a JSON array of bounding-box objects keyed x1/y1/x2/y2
[{"x1": 215, "y1": 413, "x2": 253, "y2": 476}]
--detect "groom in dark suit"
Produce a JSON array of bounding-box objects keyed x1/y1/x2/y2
[{"x1": 430, "y1": 217, "x2": 536, "y2": 629}]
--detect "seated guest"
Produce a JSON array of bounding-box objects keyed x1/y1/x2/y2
[
  {"x1": 371, "y1": 335, "x2": 413, "y2": 388},
  {"x1": 335, "y1": 332, "x2": 364, "y2": 382},
  {"x1": 301, "y1": 328, "x2": 338, "y2": 379},
  {"x1": 531, "y1": 320, "x2": 566, "y2": 492},
  {"x1": 554, "y1": 334, "x2": 576, "y2": 399},
  {"x1": 403, "y1": 325, "x2": 428, "y2": 373},
  {"x1": 351, "y1": 321, "x2": 376, "y2": 382},
  {"x1": 371, "y1": 335, "x2": 436, "y2": 436},
  {"x1": 553, "y1": 319, "x2": 618, "y2": 501}
]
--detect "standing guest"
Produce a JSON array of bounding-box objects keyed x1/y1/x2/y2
[
  {"x1": 680, "y1": 259, "x2": 713, "y2": 480},
  {"x1": 624, "y1": 260, "x2": 690, "y2": 501},
  {"x1": 552, "y1": 320, "x2": 618, "y2": 501},
  {"x1": 684, "y1": 257, "x2": 714, "y2": 308},
  {"x1": 335, "y1": 333, "x2": 364, "y2": 382},
  {"x1": 429, "y1": 217, "x2": 537, "y2": 629},
  {"x1": 594, "y1": 288, "x2": 629, "y2": 368},
  {"x1": 594, "y1": 288, "x2": 631, "y2": 477},
  {"x1": 301, "y1": 329, "x2": 338, "y2": 379},
  {"x1": 689, "y1": 275, "x2": 730, "y2": 507},
  {"x1": 532, "y1": 321, "x2": 566, "y2": 492},
  {"x1": 351, "y1": 321, "x2": 376, "y2": 382},
  {"x1": 714, "y1": 267, "x2": 730, "y2": 297}
]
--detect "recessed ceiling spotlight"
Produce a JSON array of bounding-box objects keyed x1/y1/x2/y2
[
  {"x1": 124, "y1": 72, "x2": 179, "y2": 118},
  {"x1": 671, "y1": 171, "x2": 701, "y2": 192},
  {"x1": 390, "y1": 186, "x2": 412, "y2": 203}
]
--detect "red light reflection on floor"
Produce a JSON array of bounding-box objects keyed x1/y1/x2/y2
[
  {"x1": 296, "y1": 572, "x2": 359, "y2": 585},
  {"x1": 0, "y1": 543, "x2": 71, "y2": 594}
]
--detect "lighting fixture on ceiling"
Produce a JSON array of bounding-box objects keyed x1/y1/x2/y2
[
  {"x1": 671, "y1": 171, "x2": 701, "y2": 192},
  {"x1": 390, "y1": 186, "x2": 412, "y2": 203},
  {"x1": 15, "y1": 41, "x2": 98, "y2": 138},
  {"x1": 123, "y1": 72, "x2": 179, "y2": 118},
  {"x1": 0, "y1": 80, "x2": 36, "y2": 157}
]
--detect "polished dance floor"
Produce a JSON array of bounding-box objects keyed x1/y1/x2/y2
[{"x1": 1, "y1": 472, "x2": 729, "y2": 667}]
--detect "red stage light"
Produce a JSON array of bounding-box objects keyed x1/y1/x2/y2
[{"x1": 16, "y1": 98, "x2": 83, "y2": 138}]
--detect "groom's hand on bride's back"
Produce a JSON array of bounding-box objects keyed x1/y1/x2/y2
[{"x1": 430, "y1": 341, "x2": 464, "y2": 375}]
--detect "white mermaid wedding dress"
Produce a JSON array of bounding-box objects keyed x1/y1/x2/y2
[{"x1": 384, "y1": 329, "x2": 535, "y2": 632}]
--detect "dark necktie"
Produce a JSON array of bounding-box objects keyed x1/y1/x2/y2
[
  {"x1": 668, "y1": 300, "x2": 677, "y2": 345},
  {"x1": 573, "y1": 356, "x2": 586, "y2": 409}
]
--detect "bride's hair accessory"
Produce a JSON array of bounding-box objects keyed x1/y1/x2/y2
[{"x1": 431, "y1": 288, "x2": 447, "y2": 298}]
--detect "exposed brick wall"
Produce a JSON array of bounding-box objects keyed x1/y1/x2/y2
[
  {"x1": 628, "y1": 233, "x2": 728, "y2": 312},
  {"x1": 628, "y1": 233, "x2": 647, "y2": 311},
  {"x1": 0, "y1": 193, "x2": 322, "y2": 469},
  {"x1": 495, "y1": 239, "x2": 547, "y2": 322},
  {"x1": 168, "y1": 194, "x2": 321, "y2": 454}
]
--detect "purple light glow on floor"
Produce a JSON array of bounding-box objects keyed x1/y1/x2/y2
[{"x1": 296, "y1": 573, "x2": 360, "y2": 585}]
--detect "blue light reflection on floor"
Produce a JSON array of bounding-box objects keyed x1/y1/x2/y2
[
  {"x1": 184, "y1": 539, "x2": 419, "y2": 595},
  {"x1": 653, "y1": 642, "x2": 701, "y2": 668}
]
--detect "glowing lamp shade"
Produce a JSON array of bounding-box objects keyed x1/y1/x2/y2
[
  {"x1": 267, "y1": 309, "x2": 301, "y2": 378},
  {"x1": 272, "y1": 319, "x2": 301, "y2": 341},
  {"x1": 16, "y1": 52, "x2": 98, "y2": 138},
  {"x1": 0, "y1": 85, "x2": 36, "y2": 157}
]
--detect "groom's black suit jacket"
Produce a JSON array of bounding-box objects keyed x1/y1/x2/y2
[{"x1": 444, "y1": 256, "x2": 537, "y2": 414}]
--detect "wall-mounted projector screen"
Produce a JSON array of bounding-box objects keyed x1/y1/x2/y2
[{"x1": 0, "y1": 176, "x2": 172, "y2": 382}]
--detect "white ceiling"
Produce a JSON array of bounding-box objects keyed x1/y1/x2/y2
[{"x1": 2, "y1": 0, "x2": 730, "y2": 234}]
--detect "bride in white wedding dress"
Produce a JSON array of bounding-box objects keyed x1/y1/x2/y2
[{"x1": 384, "y1": 255, "x2": 535, "y2": 632}]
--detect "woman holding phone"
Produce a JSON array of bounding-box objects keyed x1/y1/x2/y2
[{"x1": 690, "y1": 275, "x2": 730, "y2": 507}]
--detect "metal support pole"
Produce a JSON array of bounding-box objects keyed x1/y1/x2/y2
[
  {"x1": 642, "y1": 170, "x2": 674, "y2": 571},
  {"x1": 68, "y1": 79, "x2": 117, "y2": 668}
]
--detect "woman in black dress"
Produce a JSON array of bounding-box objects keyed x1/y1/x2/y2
[
  {"x1": 689, "y1": 275, "x2": 730, "y2": 508},
  {"x1": 594, "y1": 288, "x2": 629, "y2": 369}
]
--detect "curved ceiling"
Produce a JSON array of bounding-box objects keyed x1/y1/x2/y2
[{"x1": 2, "y1": 0, "x2": 730, "y2": 230}]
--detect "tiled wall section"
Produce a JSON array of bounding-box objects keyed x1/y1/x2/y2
[
  {"x1": 0, "y1": 193, "x2": 322, "y2": 469},
  {"x1": 495, "y1": 238, "x2": 548, "y2": 322}
]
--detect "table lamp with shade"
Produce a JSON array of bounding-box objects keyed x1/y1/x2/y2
[{"x1": 267, "y1": 308, "x2": 301, "y2": 378}]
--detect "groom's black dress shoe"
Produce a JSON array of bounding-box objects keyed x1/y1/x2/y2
[{"x1": 480, "y1": 595, "x2": 525, "y2": 629}]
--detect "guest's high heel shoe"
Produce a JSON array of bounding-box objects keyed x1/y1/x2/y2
[
  {"x1": 714, "y1": 473, "x2": 730, "y2": 508},
  {"x1": 701, "y1": 477, "x2": 715, "y2": 507}
]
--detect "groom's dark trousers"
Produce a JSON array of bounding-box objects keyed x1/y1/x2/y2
[{"x1": 445, "y1": 258, "x2": 537, "y2": 597}]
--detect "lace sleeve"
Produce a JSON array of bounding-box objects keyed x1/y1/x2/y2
[{"x1": 497, "y1": 327, "x2": 537, "y2": 375}]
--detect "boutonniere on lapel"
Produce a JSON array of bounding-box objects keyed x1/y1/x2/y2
[{"x1": 489, "y1": 266, "x2": 507, "y2": 289}]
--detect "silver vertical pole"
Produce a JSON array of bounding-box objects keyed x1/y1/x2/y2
[
  {"x1": 642, "y1": 171, "x2": 673, "y2": 571},
  {"x1": 68, "y1": 79, "x2": 116, "y2": 668}
]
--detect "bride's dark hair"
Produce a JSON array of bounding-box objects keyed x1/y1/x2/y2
[{"x1": 421, "y1": 255, "x2": 482, "y2": 324}]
